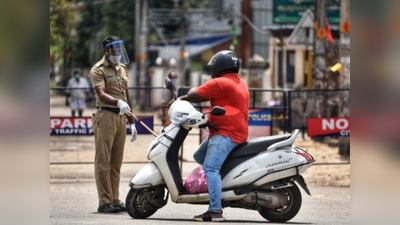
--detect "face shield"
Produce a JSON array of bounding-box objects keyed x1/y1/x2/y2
[
  {"x1": 105, "y1": 40, "x2": 130, "y2": 65},
  {"x1": 207, "y1": 56, "x2": 217, "y2": 78}
]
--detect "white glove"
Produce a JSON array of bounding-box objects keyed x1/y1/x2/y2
[
  {"x1": 117, "y1": 99, "x2": 131, "y2": 115},
  {"x1": 130, "y1": 124, "x2": 137, "y2": 142}
]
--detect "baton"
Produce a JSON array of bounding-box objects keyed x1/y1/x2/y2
[{"x1": 127, "y1": 111, "x2": 158, "y2": 137}]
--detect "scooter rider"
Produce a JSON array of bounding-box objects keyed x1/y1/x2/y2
[{"x1": 178, "y1": 50, "x2": 250, "y2": 222}]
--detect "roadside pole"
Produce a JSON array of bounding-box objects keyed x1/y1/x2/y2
[
  {"x1": 313, "y1": 0, "x2": 327, "y2": 118},
  {"x1": 179, "y1": 0, "x2": 187, "y2": 86},
  {"x1": 340, "y1": 0, "x2": 350, "y2": 89},
  {"x1": 339, "y1": 0, "x2": 350, "y2": 157},
  {"x1": 136, "y1": 0, "x2": 149, "y2": 110},
  {"x1": 135, "y1": 0, "x2": 140, "y2": 107}
]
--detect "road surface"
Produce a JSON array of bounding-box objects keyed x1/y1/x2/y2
[{"x1": 50, "y1": 182, "x2": 350, "y2": 225}]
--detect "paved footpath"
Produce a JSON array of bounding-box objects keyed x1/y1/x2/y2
[{"x1": 50, "y1": 182, "x2": 350, "y2": 225}]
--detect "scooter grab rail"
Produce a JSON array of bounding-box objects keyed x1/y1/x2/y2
[{"x1": 266, "y1": 129, "x2": 299, "y2": 151}]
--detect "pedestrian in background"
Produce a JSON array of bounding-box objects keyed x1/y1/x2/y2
[
  {"x1": 89, "y1": 35, "x2": 137, "y2": 213},
  {"x1": 66, "y1": 69, "x2": 89, "y2": 117}
]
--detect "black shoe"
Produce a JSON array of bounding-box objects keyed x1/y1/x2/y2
[
  {"x1": 115, "y1": 203, "x2": 126, "y2": 212},
  {"x1": 193, "y1": 211, "x2": 225, "y2": 222},
  {"x1": 97, "y1": 203, "x2": 120, "y2": 213}
]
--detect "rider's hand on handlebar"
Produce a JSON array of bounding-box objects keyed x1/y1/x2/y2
[
  {"x1": 207, "y1": 122, "x2": 219, "y2": 131},
  {"x1": 166, "y1": 98, "x2": 175, "y2": 108}
]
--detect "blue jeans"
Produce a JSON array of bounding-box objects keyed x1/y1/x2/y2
[{"x1": 193, "y1": 135, "x2": 238, "y2": 213}]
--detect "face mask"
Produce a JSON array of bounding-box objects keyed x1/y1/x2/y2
[
  {"x1": 74, "y1": 74, "x2": 80, "y2": 80},
  {"x1": 170, "y1": 78, "x2": 177, "y2": 88},
  {"x1": 109, "y1": 55, "x2": 122, "y2": 64}
]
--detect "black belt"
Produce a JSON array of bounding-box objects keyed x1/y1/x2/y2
[{"x1": 97, "y1": 107, "x2": 120, "y2": 115}]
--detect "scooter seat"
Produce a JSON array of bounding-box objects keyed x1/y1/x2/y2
[
  {"x1": 227, "y1": 134, "x2": 289, "y2": 160},
  {"x1": 220, "y1": 134, "x2": 289, "y2": 179}
]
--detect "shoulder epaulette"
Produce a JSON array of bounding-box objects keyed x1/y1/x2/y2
[{"x1": 94, "y1": 61, "x2": 104, "y2": 68}]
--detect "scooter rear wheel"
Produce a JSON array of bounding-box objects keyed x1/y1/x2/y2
[
  {"x1": 126, "y1": 187, "x2": 161, "y2": 219},
  {"x1": 258, "y1": 184, "x2": 302, "y2": 223}
]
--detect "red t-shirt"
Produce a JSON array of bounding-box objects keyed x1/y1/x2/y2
[{"x1": 197, "y1": 73, "x2": 250, "y2": 144}]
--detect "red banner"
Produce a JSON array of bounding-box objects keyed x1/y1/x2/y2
[{"x1": 308, "y1": 117, "x2": 350, "y2": 137}]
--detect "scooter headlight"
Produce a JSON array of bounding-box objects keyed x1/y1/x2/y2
[
  {"x1": 181, "y1": 118, "x2": 201, "y2": 125},
  {"x1": 170, "y1": 111, "x2": 189, "y2": 124}
]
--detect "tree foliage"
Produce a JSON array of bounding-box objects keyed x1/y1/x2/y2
[
  {"x1": 71, "y1": 0, "x2": 102, "y2": 68},
  {"x1": 50, "y1": 0, "x2": 211, "y2": 71},
  {"x1": 100, "y1": 0, "x2": 136, "y2": 61},
  {"x1": 50, "y1": 0, "x2": 81, "y2": 63}
]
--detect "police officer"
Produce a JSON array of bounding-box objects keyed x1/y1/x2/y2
[{"x1": 89, "y1": 36, "x2": 137, "y2": 213}]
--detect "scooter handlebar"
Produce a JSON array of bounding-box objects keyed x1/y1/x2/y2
[{"x1": 207, "y1": 122, "x2": 219, "y2": 131}]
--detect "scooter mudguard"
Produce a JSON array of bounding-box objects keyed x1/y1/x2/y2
[{"x1": 130, "y1": 162, "x2": 165, "y2": 189}]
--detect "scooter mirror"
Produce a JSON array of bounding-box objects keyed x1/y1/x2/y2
[
  {"x1": 164, "y1": 77, "x2": 177, "y2": 100},
  {"x1": 165, "y1": 77, "x2": 173, "y2": 90},
  {"x1": 211, "y1": 106, "x2": 226, "y2": 116}
]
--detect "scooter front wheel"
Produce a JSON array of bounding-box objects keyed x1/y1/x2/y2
[
  {"x1": 126, "y1": 187, "x2": 162, "y2": 219},
  {"x1": 258, "y1": 184, "x2": 302, "y2": 223}
]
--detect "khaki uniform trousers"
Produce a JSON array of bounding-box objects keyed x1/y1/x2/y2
[{"x1": 93, "y1": 109, "x2": 126, "y2": 207}]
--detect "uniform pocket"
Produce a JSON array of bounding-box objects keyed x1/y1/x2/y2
[
  {"x1": 106, "y1": 77, "x2": 118, "y2": 89},
  {"x1": 92, "y1": 111, "x2": 100, "y2": 129}
]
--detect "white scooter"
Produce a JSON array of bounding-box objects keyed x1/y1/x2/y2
[{"x1": 126, "y1": 78, "x2": 315, "y2": 223}]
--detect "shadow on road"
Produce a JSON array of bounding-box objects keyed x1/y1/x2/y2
[{"x1": 147, "y1": 217, "x2": 313, "y2": 224}]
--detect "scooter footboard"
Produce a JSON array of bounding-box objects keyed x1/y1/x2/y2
[{"x1": 130, "y1": 162, "x2": 165, "y2": 189}]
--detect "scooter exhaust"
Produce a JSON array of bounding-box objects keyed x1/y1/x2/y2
[{"x1": 242, "y1": 192, "x2": 282, "y2": 208}]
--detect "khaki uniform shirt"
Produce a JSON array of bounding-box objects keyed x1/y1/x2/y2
[{"x1": 89, "y1": 56, "x2": 129, "y2": 108}]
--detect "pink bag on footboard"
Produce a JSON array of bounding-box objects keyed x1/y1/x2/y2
[{"x1": 184, "y1": 165, "x2": 208, "y2": 194}]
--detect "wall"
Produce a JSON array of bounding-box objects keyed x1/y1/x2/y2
[
  {"x1": 269, "y1": 36, "x2": 314, "y2": 88},
  {"x1": 252, "y1": 0, "x2": 274, "y2": 59}
]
